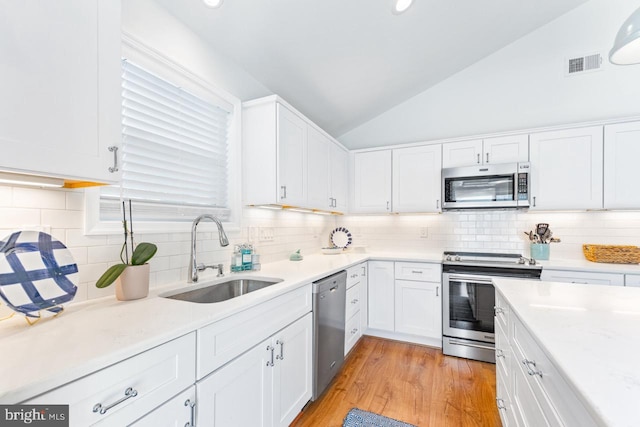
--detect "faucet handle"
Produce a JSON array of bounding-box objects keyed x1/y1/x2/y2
[{"x1": 216, "y1": 264, "x2": 224, "y2": 277}]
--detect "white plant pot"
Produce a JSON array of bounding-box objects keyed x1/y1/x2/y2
[{"x1": 115, "y1": 264, "x2": 150, "y2": 301}]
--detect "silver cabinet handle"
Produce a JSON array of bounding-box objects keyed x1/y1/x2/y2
[
  {"x1": 436, "y1": 286, "x2": 439, "y2": 297},
  {"x1": 486, "y1": 152, "x2": 489, "y2": 163},
  {"x1": 386, "y1": 201, "x2": 390, "y2": 210},
  {"x1": 276, "y1": 340, "x2": 284, "y2": 360},
  {"x1": 411, "y1": 270, "x2": 423, "y2": 274},
  {"x1": 522, "y1": 359, "x2": 543, "y2": 377},
  {"x1": 496, "y1": 398, "x2": 506, "y2": 410},
  {"x1": 108, "y1": 146, "x2": 119, "y2": 173},
  {"x1": 361, "y1": 266, "x2": 366, "y2": 276},
  {"x1": 280, "y1": 186, "x2": 287, "y2": 199},
  {"x1": 494, "y1": 306, "x2": 504, "y2": 315},
  {"x1": 93, "y1": 387, "x2": 138, "y2": 415},
  {"x1": 477, "y1": 153, "x2": 480, "y2": 164},
  {"x1": 436, "y1": 199, "x2": 440, "y2": 209},
  {"x1": 533, "y1": 196, "x2": 536, "y2": 207},
  {"x1": 351, "y1": 328, "x2": 358, "y2": 335},
  {"x1": 496, "y1": 349, "x2": 505, "y2": 358},
  {"x1": 351, "y1": 298, "x2": 359, "y2": 304},
  {"x1": 184, "y1": 399, "x2": 196, "y2": 427},
  {"x1": 266, "y1": 345, "x2": 275, "y2": 366}
]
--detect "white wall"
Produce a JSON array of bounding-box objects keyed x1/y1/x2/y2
[{"x1": 339, "y1": 0, "x2": 640, "y2": 149}]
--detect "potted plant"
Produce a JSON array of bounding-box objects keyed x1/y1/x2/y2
[{"x1": 95, "y1": 201, "x2": 158, "y2": 301}]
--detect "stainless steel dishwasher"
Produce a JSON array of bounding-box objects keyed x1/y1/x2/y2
[{"x1": 312, "y1": 270, "x2": 346, "y2": 400}]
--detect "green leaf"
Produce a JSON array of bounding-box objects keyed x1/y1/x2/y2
[
  {"x1": 95, "y1": 264, "x2": 128, "y2": 288},
  {"x1": 131, "y1": 242, "x2": 158, "y2": 266}
]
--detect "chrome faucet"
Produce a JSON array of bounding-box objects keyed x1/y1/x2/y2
[{"x1": 189, "y1": 214, "x2": 230, "y2": 283}]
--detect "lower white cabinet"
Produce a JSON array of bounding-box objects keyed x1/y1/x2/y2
[
  {"x1": 367, "y1": 261, "x2": 395, "y2": 331},
  {"x1": 197, "y1": 312, "x2": 312, "y2": 427},
  {"x1": 26, "y1": 333, "x2": 196, "y2": 427},
  {"x1": 496, "y1": 290, "x2": 598, "y2": 427},
  {"x1": 345, "y1": 262, "x2": 368, "y2": 355},
  {"x1": 540, "y1": 269, "x2": 624, "y2": 286},
  {"x1": 626, "y1": 274, "x2": 640, "y2": 287},
  {"x1": 129, "y1": 386, "x2": 196, "y2": 427},
  {"x1": 368, "y1": 261, "x2": 442, "y2": 346}
]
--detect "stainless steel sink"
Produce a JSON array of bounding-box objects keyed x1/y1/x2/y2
[{"x1": 161, "y1": 277, "x2": 283, "y2": 303}]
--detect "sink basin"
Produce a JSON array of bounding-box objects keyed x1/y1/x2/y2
[{"x1": 161, "y1": 277, "x2": 283, "y2": 303}]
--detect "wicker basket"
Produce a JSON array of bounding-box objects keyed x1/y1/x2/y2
[{"x1": 582, "y1": 244, "x2": 640, "y2": 264}]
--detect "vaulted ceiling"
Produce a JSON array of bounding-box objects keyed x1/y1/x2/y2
[{"x1": 154, "y1": 0, "x2": 590, "y2": 139}]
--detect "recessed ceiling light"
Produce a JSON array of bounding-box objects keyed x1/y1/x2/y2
[
  {"x1": 203, "y1": 0, "x2": 224, "y2": 9},
  {"x1": 392, "y1": 0, "x2": 413, "y2": 15}
]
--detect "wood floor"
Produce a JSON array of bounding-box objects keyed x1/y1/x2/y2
[{"x1": 291, "y1": 336, "x2": 501, "y2": 427}]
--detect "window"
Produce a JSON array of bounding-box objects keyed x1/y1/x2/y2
[{"x1": 86, "y1": 39, "x2": 241, "y2": 234}]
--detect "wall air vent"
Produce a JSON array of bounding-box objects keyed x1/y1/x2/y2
[{"x1": 565, "y1": 53, "x2": 603, "y2": 76}]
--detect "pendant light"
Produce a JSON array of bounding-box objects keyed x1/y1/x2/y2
[
  {"x1": 392, "y1": 0, "x2": 413, "y2": 15},
  {"x1": 610, "y1": 6, "x2": 640, "y2": 65},
  {"x1": 203, "y1": 0, "x2": 223, "y2": 9}
]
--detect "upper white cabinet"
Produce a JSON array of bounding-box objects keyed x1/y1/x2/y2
[
  {"x1": 244, "y1": 96, "x2": 348, "y2": 212},
  {"x1": 392, "y1": 144, "x2": 442, "y2": 213},
  {"x1": 330, "y1": 143, "x2": 349, "y2": 212},
  {"x1": 442, "y1": 135, "x2": 528, "y2": 168},
  {"x1": 529, "y1": 126, "x2": 603, "y2": 210},
  {"x1": 604, "y1": 121, "x2": 640, "y2": 209},
  {"x1": 352, "y1": 150, "x2": 392, "y2": 213},
  {"x1": 0, "y1": 0, "x2": 121, "y2": 182}
]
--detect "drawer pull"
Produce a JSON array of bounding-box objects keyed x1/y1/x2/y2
[
  {"x1": 93, "y1": 387, "x2": 138, "y2": 415},
  {"x1": 351, "y1": 298, "x2": 359, "y2": 304},
  {"x1": 496, "y1": 398, "x2": 506, "y2": 410},
  {"x1": 351, "y1": 328, "x2": 358, "y2": 335},
  {"x1": 361, "y1": 266, "x2": 366, "y2": 276},
  {"x1": 494, "y1": 306, "x2": 504, "y2": 315},
  {"x1": 184, "y1": 399, "x2": 196, "y2": 427},
  {"x1": 522, "y1": 359, "x2": 543, "y2": 378},
  {"x1": 411, "y1": 270, "x2": 423, "y2": 274},
  {"x1": 496, "y1": 349, "x2": 505, "y2": 358}
]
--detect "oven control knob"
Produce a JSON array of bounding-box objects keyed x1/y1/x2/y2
[
  {"x1": 454, "y1": 255, "x2": 461, "y2": 262},
  {"x1": 445, "y1": 255, "x2": 452, "y2": 261}
]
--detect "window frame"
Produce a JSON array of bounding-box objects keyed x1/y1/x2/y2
[{"x1": 85, "y1": 34, "x2": 242, "y2": 235}]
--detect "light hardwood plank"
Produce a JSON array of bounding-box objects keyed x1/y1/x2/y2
[{"x1": 291, "y1": 336, "x2": 501, "y2": 427}]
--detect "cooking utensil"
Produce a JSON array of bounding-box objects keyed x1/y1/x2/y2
[
  {"x1": 536, "y1": 223, "x2": 549, "y2": 240},
  {"x1": 541, "y1": 228, "x2": 552, "y2": 244}
]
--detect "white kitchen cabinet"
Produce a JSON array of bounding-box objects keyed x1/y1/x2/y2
[
  {"x1": 307, "y1": 126, "x2": 330, "y2": 209},
  {"x1": 626, "y1": 274, "x2": 640, "y2": 287},
  {"x1": 496, "y1": 290, "x2": 599, "y2": 427},
  {"x1": 392, "y1": 144, "x2": 442, "y2": 213},
  {"x1": 129, "y1": 386, "x2": 195, "y2": 427},
  {"x1": 345, "y1": 262, "x2": 368, "y2": 355},
  {"x1": 277, "y1": 104, "x2": 308, "y2": 207},
  {"x1": 367, "y1": 261, "x2": 395, "y2": 331},
  {"x1": 604, "y1": 121, "x2": 640, "y2": 209},
  {"x1": 529, "y1": 126, "x2": 603, "y2": 210},
  {"x1": 26, "y1": 333, "x2": 196, "y2": 427},
  {"x1": 442, "y1": 135, "x2": 528, "y2": 168},
  {"x1": 442, "y1": 139, "x2": 483, "y2": 168},
  {"x1": 352, "y1": 150, "x2": 392, "y2": 213},
  {"x1": 0, "y1": 0, "x2": 121, "y2": 182},
  {"x1": 330, "y1": 142, "x2": 349, "y2": 212},
  {"x1": 540, "y1": 269, "x2": 624, "y2": 286},
  {"x1": 393, "y1": 262, "x2": 441, "y2": 340},
  {"x1": 197, "y1": 313, "x2": 312, "y2": 427}
]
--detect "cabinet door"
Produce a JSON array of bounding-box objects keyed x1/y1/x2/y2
[
  {"x1": 330, "y1": 142, "x2": 349, "y2": 212},
  {"x1": 392, "y1": 144, "x2": 442, "y2": 213},
  {"x1": 529, "y1": 126, "x2": 603, "y2": 210},
  {"x1": 0, "y1": 0, "x2": 121, "y2": 182},
  {"x1": 197, "y1": 338, "x2": 272, "y2": 427},
  {"x1": 352, "y1": 150, "x2": 392, "y2": 213},
  {"x1": 604, "y1": 121, "x2": 640, "y2": 209},
  {"x1": 129, "y1": 387, "x2": 195, "y2": 427},
  {"x1": 306, "y1": 127, "x2": 330, "y2": 209},
  {"x1": 277, "y1": 104, "x2": 307, "y2": 206},
  {"x1": 272, "y1": 313, "x2": 313, "y2": 427},
  {"x1": 483, "y1": 134, "x2": 529, "y2": 164},
  {"x1": 442, "y1": 139, "x2": 483, "y2": 168},
  {"x1": 394, "y1": 280, "x2": 441, "y2": 339},
  {"x1": 367, "y1": 261, "x2": 395, "y2": 331},
  {"x1": 540, "y1": 269, "x2": 624, "y2": 286}
]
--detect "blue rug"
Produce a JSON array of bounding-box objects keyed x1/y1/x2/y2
[{"x1": 343, "y1": 408, "x2": 417, "y2": 427}]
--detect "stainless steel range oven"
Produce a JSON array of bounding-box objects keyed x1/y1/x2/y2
[{"x1": 442, "y1": 251, "x2": 542, "y2": 363}]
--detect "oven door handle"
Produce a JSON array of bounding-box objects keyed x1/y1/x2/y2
[
  {"x1": 447, "y1": 274, "x2": 494, "y2": 284},
  {"x1": 448, "y1": 339, "x2": 496, "y2": 352}
]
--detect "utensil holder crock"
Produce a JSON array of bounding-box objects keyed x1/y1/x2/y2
[{"x1": 530, "y1": 243, "x2": 550, "y2": 260}]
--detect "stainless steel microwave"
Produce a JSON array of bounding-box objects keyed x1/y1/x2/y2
[{"x1": 442, "y1": 162, "x2": 531, "y2": 210}]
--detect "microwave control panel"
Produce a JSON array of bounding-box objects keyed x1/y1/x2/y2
[{"x1": 517, "y1": 173, "x2": 529, "y2": 200}]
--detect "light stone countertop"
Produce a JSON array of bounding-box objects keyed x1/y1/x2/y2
[
  {"x1": 0, "y1": 251, "x2": 441, "y2": 403},
  {"x1": 494, "y1": 278, "x2": 640, "y2": 427}
]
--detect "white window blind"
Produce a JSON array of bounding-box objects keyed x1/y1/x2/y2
[{"x1": 100, "y1": 60, "x2": 231, "y2": 222}]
